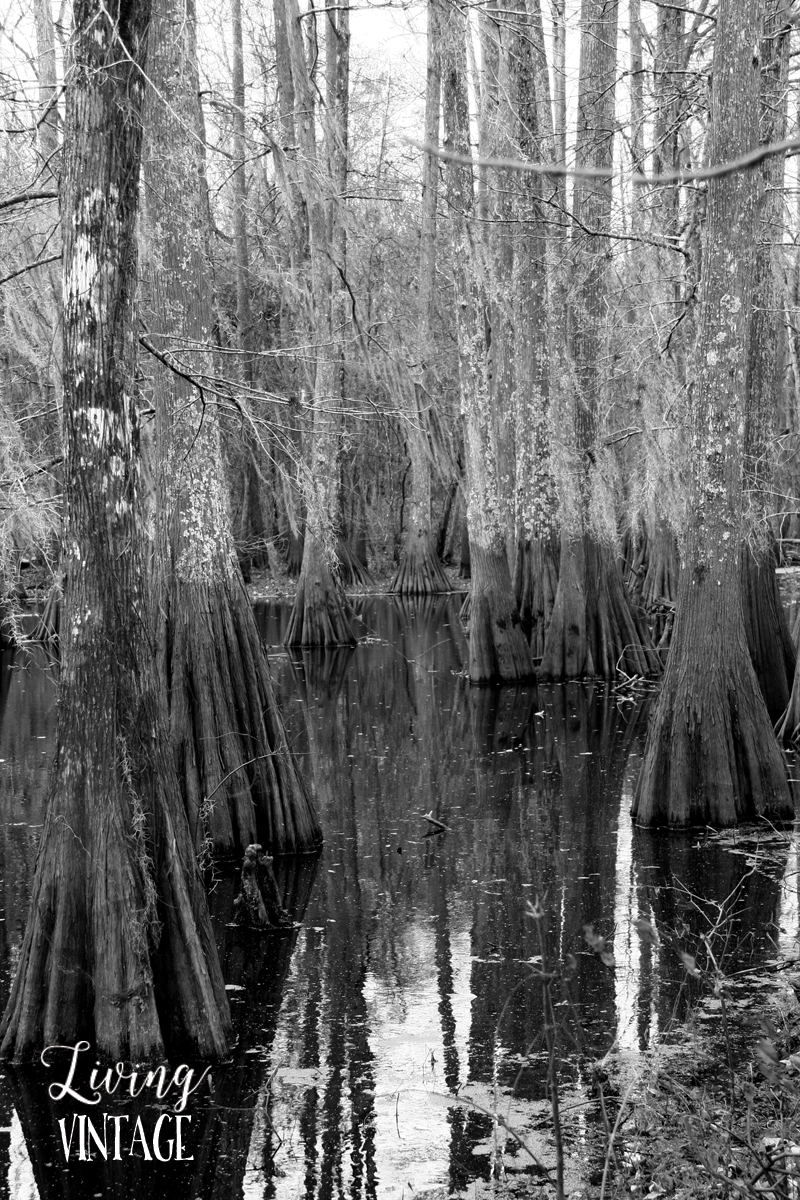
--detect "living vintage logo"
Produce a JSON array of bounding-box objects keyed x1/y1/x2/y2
[{"x1": 41, "y1": 1041, "x2": 211, "y2": 1162}]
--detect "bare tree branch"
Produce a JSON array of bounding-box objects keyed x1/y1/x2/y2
[
  {"x1": 409, "y1": 132, "x2": 800, "y2": 187},
  {"x1": 0, "y1": 189, "x2": 58, "y2": 213},
  {"x1": 0, "y1": 253, "x2": 61, "y2": 287}
]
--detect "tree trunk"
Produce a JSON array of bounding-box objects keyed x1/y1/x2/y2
[
  {"x1": 741, "y1": 0, "x2": 794, "y2": 723},
  {"x1": 509, "y1": 0, "x2": 560, "y2": 653},
  {"x1": 391, "y1": 0, "x2": 451, "y2": 595},
  {"x1": 515, "y1": 532, "x2": 558, "y2": 657},
  {"x1": 632, "y1": 0, "x2": 792, "y2": 827},
  {"x1": 283, "y1": 0, "x2": 354, "y2": 646},
  {"x1": 391, "y1": 428, "x2": 452, "y2": 593},
  {"x1": 439, "y1": 0, "x2": 533, "y2": 682},
  {"x1": 651, "y1": 0, "x2": 683, "y2": 235},
  {"x1": 142, "y1": 0, "x2": 322, "y2": 857},
  {"x1": 742, "y1": 545, "x2": 795, "y2": 723},
  {"x1": 231, "y1": 0, "x2": 253, "y2": 387},
  {"x1": 34, "y1": 0, "x2": 60, "y2": 173},
  {"x1": 0, "y1": 0, "x2": 232, "y2": 1061},
  {"x1": 640, "y1": 512, "x2": 678, "y2": 646},
  {"x1": 629, "y1": 0, "x2": 644, "y2": 175},
  {"x1": 539, "y1": 0, "x2": 653, "y2": 680}
]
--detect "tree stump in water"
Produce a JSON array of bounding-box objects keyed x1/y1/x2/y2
[{"x1": 233, "y1": 844, "x2": 292, "y2": 929}]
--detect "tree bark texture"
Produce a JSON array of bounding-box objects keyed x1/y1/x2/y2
[
  {"x1": 629, "y1": 0, "x2": 644, "y2": 175},
  {"x1": 391, "y1": 0, "x2": 451, "y2": 595},
  {"x1": 741, "y1": 0, "x2": 795, "y2": 724},
  {"x1": 632, "y1": 0, "x2": 793, "y2": 826},
  {"x1": 515, "y1": 531, "x2": 559, "y2": 656},
  {"x1": 283, "y1": 0, "x2": 354, "y2": 646},
  {"x1": 231, "y1": 0, "x2": 254, "y2": 387},
  {"x1": 480, "y1": 1, "x2": 516, "y2": 571},
  {"x1": 0, "y1": 0, "x2": 232, "y2": 1061},
  {"x1": 509, "y1": 0, "x2": 560, "y2": 650},
  {"x1": 142, "y1": 0, "x2": 321, "y2": 857},
  {"x1": 539, "y1": 0, "x2": 654, "y2": 679},
  {"x1": 439, "y1": 0, "x2": 533, "y2": 682},
  {"x1": 34, "y1": 0, "x2": 60, "y2": 172},
  {"x1": 640, "y1": 512, "x2": 678, "y2": 647}
]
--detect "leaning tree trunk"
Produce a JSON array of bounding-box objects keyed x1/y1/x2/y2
[
  {"x1": 391, "y1": 0, "x2": 451, "y2": 596},
  {"x1": 741, "y1": 0, "x2": 795, "y2": 724},
  {"x1": 440, "y1": 0, "x2": 533, "y2": 682},
  {"x1": 632, "y1": 0, "x2": 793, "y2": 827},
  {"x1": 538, "y1": 0, "x2": 654, "y2": 681},
  {"x1": 141, "y1": 0, "x2": 321, "y2": 857},
  {"x1": 0, "y1": 0, "x2": 232, "y2": 1061},
  {"x1": 283, "y1": 0, "x2": 354, "y2": 646}
]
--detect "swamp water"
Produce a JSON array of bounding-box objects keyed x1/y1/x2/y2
[{"x1": 0, "y1": 594, "x2": 797, "y2": 1198}]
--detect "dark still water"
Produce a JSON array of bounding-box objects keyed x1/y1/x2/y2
[{"x1": 0, "y1": 596, "x2": 798, "y2": 1198}]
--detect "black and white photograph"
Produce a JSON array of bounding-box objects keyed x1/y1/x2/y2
[{"x1": 0, "y1": 0, "x2": 799, "y2": 1192}]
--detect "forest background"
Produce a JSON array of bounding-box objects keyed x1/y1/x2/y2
[
  {"x1": 0, "y1": 0, "x2": 798, "y2": 1192},
  {"x1": 4, "y1": 0, "x2": 800, "y2": 822}
]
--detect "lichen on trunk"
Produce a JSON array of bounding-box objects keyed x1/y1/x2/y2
[
  {"x1": 740, "y1": 0, "x2": 795, "y2": 723},
  {"x1": 142, "y1": 0, "x2": 321, "y2": 857},
  {"x1": 439, "y1": 0, "x2": 533, "y2": 682},
  {"x1": 281, "y1": 0, "x2": 355, "y2": 646},
  {"x1": 391, "y1": 0, "x2": 452, "y2": 597},
  {"x1": 1, "y1": 0, "x2": 232, "y2": 1061},
  {"x1": 539, "y1": 0, "x2": 654, "y2": 680},
  {"x1": 633, "y1": 0, "x2": 792, "y2": 826}
]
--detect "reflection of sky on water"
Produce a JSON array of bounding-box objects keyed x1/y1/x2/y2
[
  {"x1": 0, "y1": 596, "x2": 798, "y2": 1198},
  {"x1": 613, "y1": 779, "x2": 641, "y2": 1054},
  {"x1": 8, "y1": 1113, "x2": 35, "y2": 1200},
  {"x1": 778, "y1": 832, "x2": 800, "y2": 960}
]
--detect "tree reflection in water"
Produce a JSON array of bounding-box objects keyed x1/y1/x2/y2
[{"x1": 0, "y1": 598, "x2": 795, "y2": 1198}]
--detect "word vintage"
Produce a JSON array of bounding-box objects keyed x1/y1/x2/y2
[{"x1": 41, "y1": 1041, "x2": 212, "y2": 1162}]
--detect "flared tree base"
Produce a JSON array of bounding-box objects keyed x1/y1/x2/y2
[
  {"x1": 633, "y1": 562, "x2": 793, "y2": 827},
  {"x1": 539, "y1": 534, "x2": 657, "y2": 680},
  {"x1": 285, "y1": 539, "x2": 355, "y2": 648},
  {"x1": 336, "y1": 537, "x2": 373, "y2": 587},
  {"x1": 776, "y1": 671, "x2": 800, "y2": 744},
  {"x1": 468, "y1": 544, "x2": 534, "y2": 683},
  {"x1": 285, "y1": 532, "x2": 304, "y2": 578},
  {"x1": 741, "y1": 542, "x2": 795, "y2": 722},
  {"x1": 633, "y1": 645, "x2": 792, "y2": 827},
  {"x1": 391, "y1": 532, "x2": 451, "y2": 594},
  {"x1": 641, "y1": 520, "x2": 678, "y2": 646},
  {"x1": 164, "y1": 570, "x2": 322, "y2": 857},
  {"x1": 514, "y1": 534, "x2": 559, "y2": 657},
  {"x1": 0, "y1": 710, "x2": 232, "y2": 1062}
]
